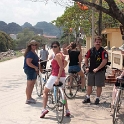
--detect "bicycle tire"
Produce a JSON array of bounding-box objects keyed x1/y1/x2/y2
[
  {"x1": 56, "y1": 89, "x2": 64, "y2": 123},
  {"x1": 113, "y1": 89, "x2": 121, "y2": 124},
  {"x1": 47, "y1": 90, "x2": 56, "y2": 109},
  {"x1": 35, "y1": 74, "x2": 42, "y2": 97},
  {"x1": 64, "y1": 75, "x2": 78, "y2": 99}
]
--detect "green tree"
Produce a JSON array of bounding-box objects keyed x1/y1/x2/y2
[
  {"x1": 16, "y1": 28, "x2": 35, "y2": 49},
  {"x1": 0, "y1": 31, "x2": 14, "y2": 52}
]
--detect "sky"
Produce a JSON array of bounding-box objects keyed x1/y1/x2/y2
[{"x1": 0, "y1": 0, "x2": 71, "y2": 26}]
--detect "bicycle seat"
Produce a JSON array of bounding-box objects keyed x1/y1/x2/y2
[{"x1": 53, "y1": 81, "x2": 63, "y2": 87}]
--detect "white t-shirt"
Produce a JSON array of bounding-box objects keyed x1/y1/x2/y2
[{"x1": 40, "y1": 49, "x2": 49, "y2": 60}]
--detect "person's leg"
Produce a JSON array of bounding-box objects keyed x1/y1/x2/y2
[
  {"x1": 96, "y1": 87, "x2": 102, "y2": 98},
  {"x1": 40, "y1": 87, "x2": 50, "y2": 118},
  {"x1": 95, "y1": 71, "x2": 105, "y2": 104},
  {"x1": 77, "y1": 70, "x2": 85, "y2": 89},
  {"x1": 42, "y1": 87, "x2": 50, "y2": 109},
  {"x1": 25, "y1": 69, "x2": 37, "y2": 103},
  {"x1": 26, "y1": 80, "x2": 35, "y2": 100},
  {"x1": 83, "y1": 72, "x2": 94, "y2": 103}
]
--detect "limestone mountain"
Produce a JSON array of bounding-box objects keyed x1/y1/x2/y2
[{"x1": 0, "y1": 21, "x2": 61, "y2": 36}]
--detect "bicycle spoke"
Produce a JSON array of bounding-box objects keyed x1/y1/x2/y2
[
  {"x1": 64, "y1": 75, "x2": 78, "y2": 99},
  {"x1": 56, "y1": 91, "x2": 64, "y2": 123},
  {"x1": 47, "y1": 90, "x2": 56, "y2": 109},
  {"x1": 35, "y1": 74, "x2": 42, "y2": 97},
  {"x1": 113, "y1": 90, "x2": 121, "y2": 124}
]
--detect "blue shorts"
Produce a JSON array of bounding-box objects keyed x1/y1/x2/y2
[
  {"x1": 24, "y1": 69, "x2": 37, "y2": 80},
  {"x1": 68, "y1": 65, "x2": 81, "y2": 73}
]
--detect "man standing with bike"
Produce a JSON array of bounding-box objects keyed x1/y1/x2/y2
[
  {"x1": 83, "y1": 36, "x2": 108, "y2": 105},
  {"x1": 40, "y1": 44, "x2": 49, "y2": 70}
]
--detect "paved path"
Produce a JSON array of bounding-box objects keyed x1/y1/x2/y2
[{"x1": 0, "y1": 52, "x2": 123, "y2": 124}]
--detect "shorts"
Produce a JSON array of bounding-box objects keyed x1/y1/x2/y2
[
  {"x1": 68, "y1": 65, "x2": 81, "y2": 73},
  {"x1": 40, "y1": 60, "x2": 47, "y2": 69},
  {"x1": 45, "y1": 75, "x2": 65, "y2": 89},
  {"x1": 87, "y1": 70, "x2": 105, "y2": 87},
  {"x1": 24, "y1": 69, "x2": 37, "y2": 80}
]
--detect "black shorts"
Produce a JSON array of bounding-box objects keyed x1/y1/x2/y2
[{"x1": 40, "y1": 60, "x2": 47, "y2": 69}]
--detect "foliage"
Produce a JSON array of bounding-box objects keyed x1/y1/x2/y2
[
  {"x1": 0, "y1": 31, "x2": 14, "y2": 52},
  {"x1": 16, "y1": 28, "x2": 35, "y2": 50}
]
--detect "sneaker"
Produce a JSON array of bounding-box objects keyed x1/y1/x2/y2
[
  {"x1": 31, "y1": 97, "x2": 36, "y2": 102},
  {"x1": 65, "y1": 110, "x2": 70, "y2": 117},
  {"x1": 82, "y1": 97, "x2": 90, "y2": 103},
  {"x1": 40, "y1": 109, "x2": 49, "y2": 118},
  {"x1": 25, "y1": 98, "x2": 36, "y2": 104},
  {"x1": 95, "y1": 98, "x2": 100, "y2": 105}
]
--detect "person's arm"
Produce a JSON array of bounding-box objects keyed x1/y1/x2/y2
[
  {"x1": 63, "y1": 42, "x2": 73, "y2": 55},
  {"x1": 84, "y1": 50, "x2": 90, "y2": 67},
  {"x1": 117, "y1": 71, "x2": 124, "y2": 78},
  {"x1": 96, "y1": 59, "x2": 107, "y2": 71}
]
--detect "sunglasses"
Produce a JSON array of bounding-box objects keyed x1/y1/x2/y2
[
  {"x1": 31, "y1": 44, "x2": 37, "y2": 46},
  {"x1": 51, "y1": 45, "x2": 58, "y2": 48}
]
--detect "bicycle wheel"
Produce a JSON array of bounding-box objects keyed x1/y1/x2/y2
[
  {"x1": 47, "y1": 89, "x2": 56, "y2": 109},
  {"x1": 56, "y1": 89, "x2": 64, "y2": 123},
  {"x1": 113, "y1": 89, "x2": 121, "y2": 124},
  {"x1": 35, "y1": 74, "x2": 42, "y2": 97},
  {"x1": 64, "y1": 75, "x2": 78, "y2": 99}
]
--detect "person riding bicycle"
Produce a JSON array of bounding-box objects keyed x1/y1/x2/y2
[
  {"x1": 40, "y1": 41, "x2": 70, "y2": 118},
  {"x1": 63, "y1": 42, "x2": 86, "y2": 91},
  {"x1": 83, "y1": 36, "x2": 108, "y2": 105}
]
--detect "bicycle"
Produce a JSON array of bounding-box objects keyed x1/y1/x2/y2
[
  {"x1": 113, "y1": 78, "x2": 124, "y2": 124},
  {"x1": 35, "y1": 60, "x2": 51, "y2": 97},
  {"x1": 64, "y1": 71, "x2": 85, "y2": 99},
  {"x1": 47, "y1": 81, "x2": 65, "y2": 123}
]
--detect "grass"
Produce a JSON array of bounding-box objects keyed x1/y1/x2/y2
[{"x1": 0, "y1": 51, "x2": 23, "y2": 62}]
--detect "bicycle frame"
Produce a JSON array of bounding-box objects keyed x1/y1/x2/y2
[{"x1": 54, "y1": 86, "x2": 66, "y2": 105}]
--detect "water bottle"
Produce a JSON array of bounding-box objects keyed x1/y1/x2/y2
[{"x1": 62, "y1": 99, "x2": 66, "y2": 104}]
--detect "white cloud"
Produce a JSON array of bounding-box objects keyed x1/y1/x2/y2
[{"x1": 0, "y1": 0, "x2": 66, "y2": 26}]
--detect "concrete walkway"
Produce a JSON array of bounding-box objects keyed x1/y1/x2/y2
[{"x1": 0, "y1": 55, "x2": 123, "y2": 124}]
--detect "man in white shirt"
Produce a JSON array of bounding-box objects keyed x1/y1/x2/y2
[{"x1": 40, "y1": 44, "x2": 49, "y2": 69}]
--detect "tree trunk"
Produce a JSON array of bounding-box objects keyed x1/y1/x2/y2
[{"x1": 98, "y1": 0, "x2": 102, "y2": 36}]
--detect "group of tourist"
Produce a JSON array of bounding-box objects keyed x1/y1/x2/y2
[{"x1": 23, "y1": 36, "x2": 124, "y2": 119}]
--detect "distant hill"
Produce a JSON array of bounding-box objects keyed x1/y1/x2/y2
[
  {"x1": 34, "y1": 21, "x2": 61, "y2": 36},
  {"x1": 0, "y1": 21, "x2": 61, "y2": 36}
]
